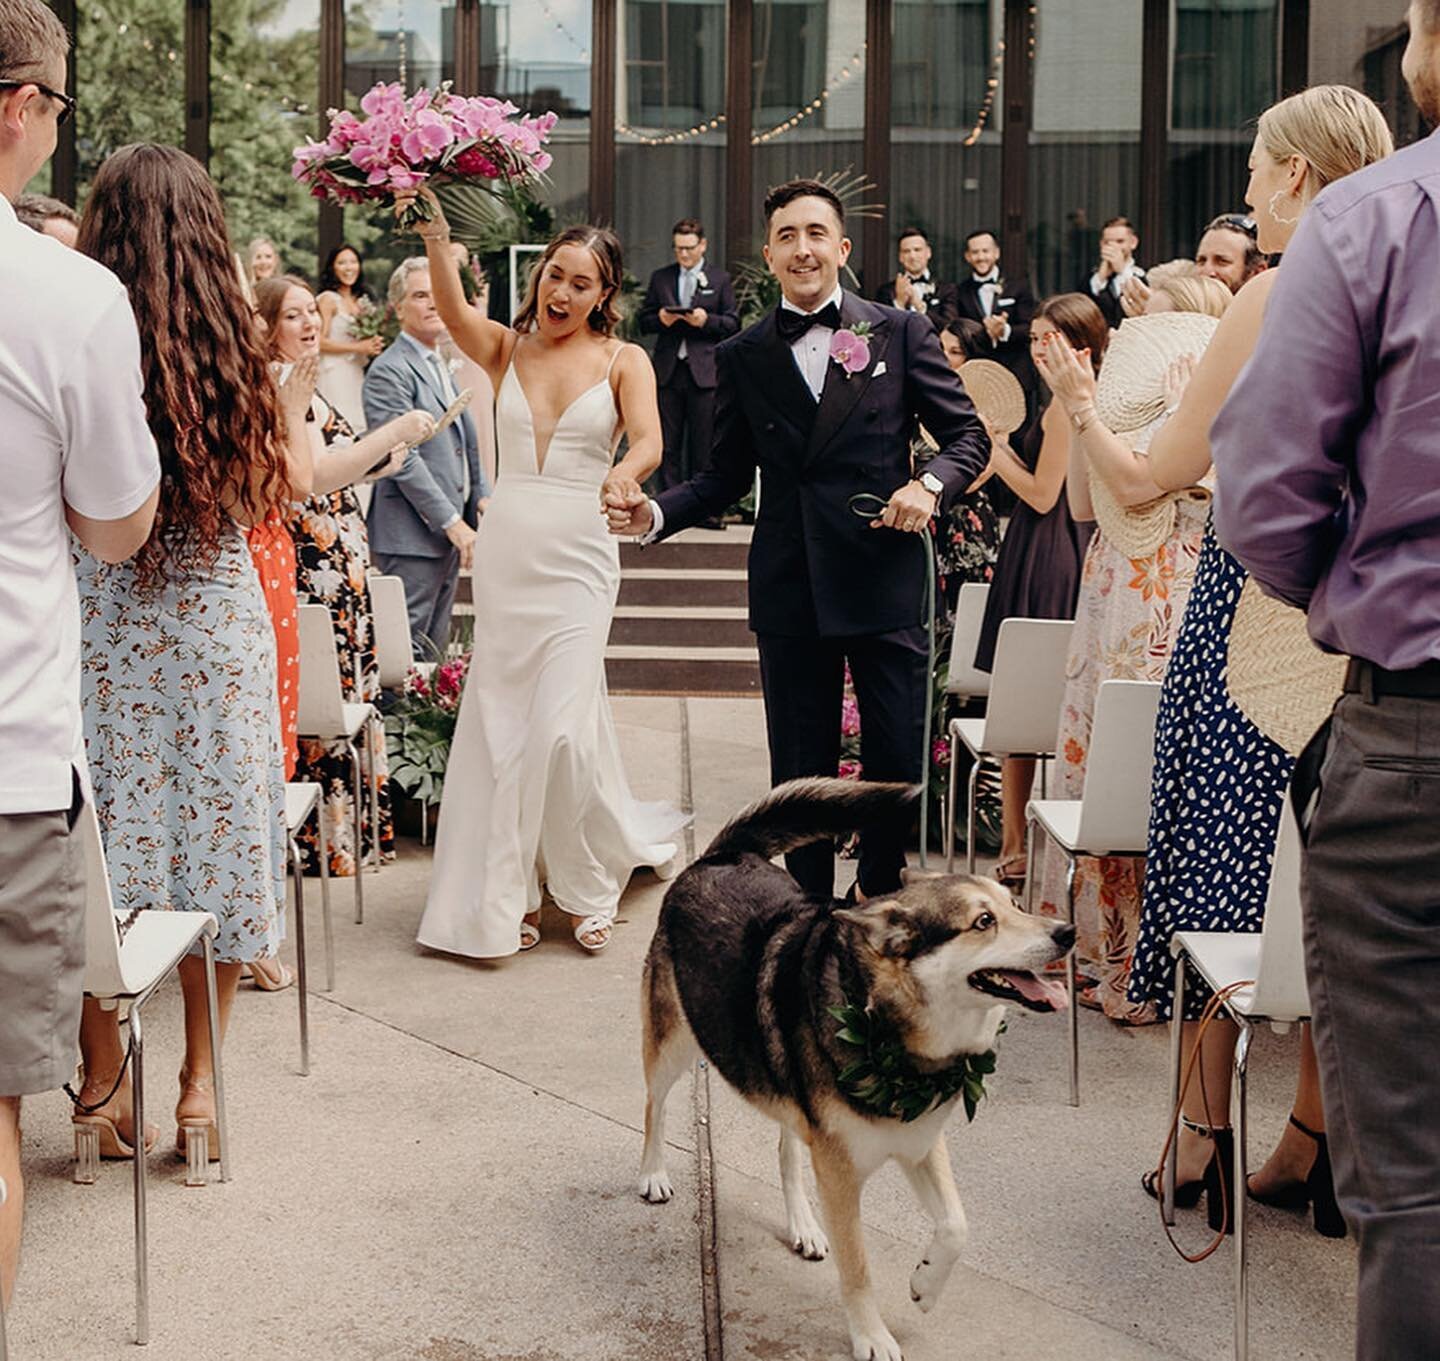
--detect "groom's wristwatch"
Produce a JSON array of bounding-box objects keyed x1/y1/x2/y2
[{"x1": 916, "y1": 471, "x2": 944, "y2": 500}]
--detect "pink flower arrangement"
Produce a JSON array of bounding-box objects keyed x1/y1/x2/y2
[
  {"x1": 840, "y1": 694, "x2": 861, "y2": 738},
  {"x1": 829, "y1": 321, "x2": 873, "y2": 378},
  {"x1": 837, "y1": 758, "x2": 863, "y2": 781},
  {"x1": 931, "y1": 736, "x2": 951, "y2": 768},
  {"x1": 404, "y1": 652, "x2": 471, "y2": 713},
  {"x1": 292, "y1": 82, "x2": 557, "y2": 224}
]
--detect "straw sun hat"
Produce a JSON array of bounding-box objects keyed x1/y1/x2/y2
[{"x1": 1087, "y1": 311, "x2": 1221, "y2": 559}]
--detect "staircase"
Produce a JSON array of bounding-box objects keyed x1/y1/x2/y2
[{"x1": 452, "y1": 525, "x2": 760, "y2": 696}]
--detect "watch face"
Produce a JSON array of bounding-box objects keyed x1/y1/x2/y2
[{"x1": 920, "y1": 473, "x2": 943, "y2": 494}]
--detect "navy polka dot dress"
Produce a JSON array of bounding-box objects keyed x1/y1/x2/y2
[{"x1": 1127, "y1": 523, "x2": 1294, "y2": 1021}]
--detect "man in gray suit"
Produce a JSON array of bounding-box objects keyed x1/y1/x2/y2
[{"x1": 364, "y1": 256, "x2": 488, "y2": 656}]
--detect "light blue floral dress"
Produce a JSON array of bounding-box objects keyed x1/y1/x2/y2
[{"x1": 76, "y1": 527, "x2": 286, "y2": 963}]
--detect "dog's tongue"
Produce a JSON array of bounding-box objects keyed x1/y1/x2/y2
[{"x1": 1000, "y1": 969, "x2": 1069, "y2": 1011}]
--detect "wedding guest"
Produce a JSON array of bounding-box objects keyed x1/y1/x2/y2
[
  {"x1": 1084, "y1": 215, "x2": 1145, "y2": 328},
  {"x1": 1195, "y1": 213, "x2": 1267, "y2": 292},
  {"x1": 247, "y1": 234, "x2": 278, "y2": 285},
  {"x1": 875, "y1": 226, "x2": 958, "y2": 330},
  {"x1": 12, "y1": 188, "x2": 74, "y2": 245},
  {"x1": 364, "y1": 257, "x2": 488, "y2": 657},
  {"x1": 72, "y1": 143, "x2": 313, "y2": 1164},
  {"x1": 972, "y1": 294, "x2": 1103, "y2": 889},
  {"x1": 1033, "y1": 288, "x2": 1227, "y2": 1020},
  {"x1": 256, "y1": 275, "x2": 435, "y2": 875},
  {"x1": 441, "y1": 244, "x2": 500, "y2": 493},
  {"x1": 939, "y1": 317, "x2": 988, "y2": 367},
  {"x1": 1213, "y1": 26, "x2": 1440, "y2": 1346},
  {"x1": 316, "y1": 242, "x2": 383, "y2": 434},
  {"x1": 1145, "y1": 269, "x2": 1231, "y2": 318},
  {"x1": 954, "y1": 229, "x2": 1039, "y2": 427},
  {"x1": 0, "y1": 0, "x2": 158, "y2": 1307}
]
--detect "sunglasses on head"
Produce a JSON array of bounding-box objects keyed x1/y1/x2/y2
[
  {"x1": 0, "y1": 78, "x2": 75, "y2": 125},
  {"x1": 1207, "y1": 213, "x2": 1258, "y2": 239}
]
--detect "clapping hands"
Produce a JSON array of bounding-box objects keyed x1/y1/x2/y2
[
  {"x1": 277, "y1": 354, "x2": 319, "y2": 421},
  {"x1": 1033, "y1": 330, "x2": 1097, "y2": 414}
]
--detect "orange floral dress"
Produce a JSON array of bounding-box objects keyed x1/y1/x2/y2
[
  {"x1": 1036, "y1": 495, "x2": 1209, "y2": 1022},
  {"x1": 247, "y1": 509, "x2": 299, "y2": 779}
]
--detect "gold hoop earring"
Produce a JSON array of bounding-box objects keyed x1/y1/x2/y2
[{"x1": 1267, "y1": 189, "x2": 1300, "y2": 227}]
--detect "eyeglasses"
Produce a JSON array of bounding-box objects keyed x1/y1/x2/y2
[
  {"x1": 1206, "y1": 213, "x2": 1258, "y2": 239},
  {"x1": 0, "y1": 79, "x2": 76, "y2": 125}
]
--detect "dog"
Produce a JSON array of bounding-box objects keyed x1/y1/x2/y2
[{"x1": 638, "y1": 778, "x2": 1074, "y2": 1361}]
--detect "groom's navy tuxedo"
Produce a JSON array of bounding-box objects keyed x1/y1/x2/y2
[{"x1": 653, "y1": 290, "x2": 989, "y2": 895}]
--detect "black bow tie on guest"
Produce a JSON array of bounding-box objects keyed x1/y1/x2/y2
[{"x1": 776, "y1": 301, "x2": 842, "y2": 342}]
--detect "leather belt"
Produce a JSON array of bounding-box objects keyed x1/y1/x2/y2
[{"x1": 1344, "y1": 657, "x2": 1440, "y2": 700}]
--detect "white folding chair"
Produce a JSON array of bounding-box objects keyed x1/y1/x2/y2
[
  {"x1": 943, "y1": 582, "x2": 992, "y2": 703},
  {"x1": 297, "y1": 603, "x2": 380, "y2": 923},
  {"x1": 284, "y1": 781, "x2": 334, "y2": 1074},
  {"x1": 1165, "y1": 802, "x2": 1312, "y2": 1361},
  {"x1": 72, "y1": 803, "x2": 230, "y2": 1346},
  {"x1": 946, "y1": 617, "x2": 1073, "y2": 872},
  {"x1": 1025, "y1": 678, "x2": 1163, "y2": 1105},
  {"x1": 368, "y1": 573, "x2": 413, "y2": 692}
]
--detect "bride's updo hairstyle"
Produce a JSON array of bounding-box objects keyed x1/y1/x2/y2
[
  {"x1": 513, "y1": 225, "x2": 625, "y2": 337},
  {"x1": 1256, "y1": 84, "x2": 1393, "y2": 201}
]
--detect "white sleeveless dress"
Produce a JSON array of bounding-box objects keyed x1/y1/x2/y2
[
  {"x1": 316, "y1": 293, "x2": 369, "y2": 434},
  {"x1": 417, "y1": 347, "x2": 685, "y2": 958}
]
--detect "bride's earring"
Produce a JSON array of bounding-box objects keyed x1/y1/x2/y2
[{"x1": 1267, "y1": 188, "x2": 1300, "y2": 226}]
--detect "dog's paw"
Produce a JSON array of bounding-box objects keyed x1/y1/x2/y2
[
  {"x1": 850, "y1": 1324, "x2": 903, "y2": 1361},
  {"x1": 908, "y1": 1256, "x2": 946, "y2": 1313},
  {"x1": 638, "y1": 1170, "x2": 674, "y2": 1203},
  {"x1": 786, "y1": 1218, "x2": 829, "y2": 1261}
]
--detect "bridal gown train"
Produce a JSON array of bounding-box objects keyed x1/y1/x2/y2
[{"x1": 417, "y1": 346, "x2": 686, "y2": 958}]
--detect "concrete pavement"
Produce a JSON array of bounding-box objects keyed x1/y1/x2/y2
[{"x1": 7, "y1": 696, "x2": 1355, "y2": 1360}]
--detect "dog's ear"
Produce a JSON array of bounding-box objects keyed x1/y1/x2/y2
[
  {"x1": 835, "y1": 905, "x2": 916, "y2": 958},
  {"x1": 900, "y1": 866, "x2": 946, "y2": 884}
]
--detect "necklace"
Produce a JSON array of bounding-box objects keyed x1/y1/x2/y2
[{"x1": 830, "y1": 995, "x2": 1001, "y2": 1124}]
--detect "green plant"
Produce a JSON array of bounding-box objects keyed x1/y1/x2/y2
[{"x1": 382, "y1": 652, "x2": 470, "y2": 806}]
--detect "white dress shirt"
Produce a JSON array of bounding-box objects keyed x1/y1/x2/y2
[
  {"x1": 677, "y1": 257, "x2": 704, "y2": 360},
  {"x1": 399, "y1": 330, "x2": 469, "y2": 526},
  {"x1": 1090, "y1": 261, "x2": 1144, "y2": 297},
  {"x1": 0, "y1": 194, "x2": 160, "y2": 813},
  {"x1": 971, "y1": 269, "x2": 1012, "y2": 343}
]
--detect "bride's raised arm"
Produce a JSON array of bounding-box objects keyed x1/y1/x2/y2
[
  {"x1": 396, "y1": 186, "x2": 512, "y2": 384},
  {"x1": 601, "y1": 345, "x2": 664, "y2": 505}
]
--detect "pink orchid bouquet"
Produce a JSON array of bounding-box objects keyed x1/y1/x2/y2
[{"x1": 292, "y1": 82, "x2": 557, "y2": 227}]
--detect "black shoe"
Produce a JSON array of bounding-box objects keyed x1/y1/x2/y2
[
  {"x1": 1142, "y1": 1119, "x2": 1236, "y2": 1235},
  {"x1": 699, "y1": 516, "x2": 727, "y2": 530},
  {"x1": 1246, "y1": 1114, "x2": 1347, "y2": 1239}
]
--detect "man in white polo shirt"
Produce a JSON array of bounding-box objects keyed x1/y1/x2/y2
[{"x1": 0, "y1": 0, "x2": 161, "y2": 1311}]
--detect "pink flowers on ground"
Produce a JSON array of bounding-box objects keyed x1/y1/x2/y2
[
  {"x1": 829, "y1": 322, "x2": 873, "y2": 378},
  {"x1": 292, "y1": 82, "x2": 556, "y2": 219},
  {"x1": 838, "y1": 758, "x2": 864, "y2": 781}
]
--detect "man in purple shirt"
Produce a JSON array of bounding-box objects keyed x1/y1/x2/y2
[{"x1": 1212, "y1": 7, "x2": 1440, "y2": 1356}]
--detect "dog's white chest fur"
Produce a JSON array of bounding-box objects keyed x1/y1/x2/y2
[{"x1": 823, "y1": 1096, "x2": 960, "y2": 1173}]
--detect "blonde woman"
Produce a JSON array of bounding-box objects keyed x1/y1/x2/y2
[
  {"x1": 247, "y1": 234, "x2": 278, "y2": 285},
  {"x1": 1046, "y1": 84, "x2": 1393, "y2": 1232}
]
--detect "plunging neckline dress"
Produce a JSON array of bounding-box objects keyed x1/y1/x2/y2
[{"x1": 417, "y1": 345, "x2": 685, "y2": 958}]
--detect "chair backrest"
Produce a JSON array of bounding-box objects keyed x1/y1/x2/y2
[
  {"x1": 979, "y1": 617, "x2": 1074, "y2": 755},
  {"x1": 1073, "y1": 679, "x2": 1163, "y2": 854},
  {"x1": 297, "y1": 603, "x2": 347, "y2": 735},
  {"x1": 78, "y1": 801, "x2": 129, "y2": 1000},
  {"x1": 1249, "y1": 800, "x2": 1311, "y2": 1020},
  {"x1": 944, "y1": 582, "x2": 991, "y2": 700},
  {"x1": 369, "y1": 574, "x2": 413, "y2": 690}
]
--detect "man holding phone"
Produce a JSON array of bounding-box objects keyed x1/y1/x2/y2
[{"x1": 637, "y1": 218, "x2": 740, "y2": 502}]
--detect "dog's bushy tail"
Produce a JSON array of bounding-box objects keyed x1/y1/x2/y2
[{"x1": 703, "y1": 778, "x2": 920, "y2": 861}]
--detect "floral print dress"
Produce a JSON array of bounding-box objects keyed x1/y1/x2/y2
[
  {"x1": 288, "y1": 394, "x2": 394, "y2": 875},
  {"x1": 76, "y1": 530, "x2": 286, "y2": 964}
]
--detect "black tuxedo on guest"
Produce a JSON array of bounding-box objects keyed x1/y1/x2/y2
[
  {"x1": 637, "y1": 261, "x2": 740, "y2": 491},
  {"x1": 654, "y1": 291, "x2": 988, "y2": 897},
  {"x1": 875, "y1": 273, "x2": 959, "y2": 331},
  {"x1": 956, "y1": 271, "x2": 1041, "y2": 432},
  {"x1": 1084, "y1": 265, "x2": 1145, "y2": 329}
]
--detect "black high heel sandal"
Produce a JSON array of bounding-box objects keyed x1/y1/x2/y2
[
  {"x1": 1142, "y1": 1117, "x2": 1236, "y2": 1234},
  {"x1": 1246, "y1": 1113, "x2": 1347, "y2": 1239}
]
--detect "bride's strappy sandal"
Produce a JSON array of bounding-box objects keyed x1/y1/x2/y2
[
  {"x1": 573, "y1": 915, "x2": 614, "y2": 953},
  {"x1": 519, "y1": 914, "x2": 542, "y2": 952}
]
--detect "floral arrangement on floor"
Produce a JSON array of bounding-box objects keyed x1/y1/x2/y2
[
  {"x1": 383, "y1": 653, "x2": 471, "y2": 807},
  {"x1": 291, "y1": 81, "x2": 556, "y2": 227}
]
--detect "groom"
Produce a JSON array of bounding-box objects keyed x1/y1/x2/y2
[{"x1": 607, "y1": 178, "x2": 989, "y2": 899}]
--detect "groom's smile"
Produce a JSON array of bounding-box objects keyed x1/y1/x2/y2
[{"x1": 764, "y1": 195, "x2": 852, "y2": 312}]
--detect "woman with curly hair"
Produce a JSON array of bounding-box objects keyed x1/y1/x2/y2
[{"x1": 68, "y1": 144, "x2": 314, "y2": 1165}]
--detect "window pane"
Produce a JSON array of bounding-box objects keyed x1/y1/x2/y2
[
  {"x1": 212, "y1": 0, "x2": 321, "y2": 280},
  {"x1": 75, "y1": 0, "x2": 186, "y2": 199},
  {"x1": 1309, "y1": 3, "x2": 1430, "y2": 146},
  {"x1": 616, "y1": 0, "x2": 726, "y2": 270},
  {"x1": 1028, "y1": 0, "x2": 1143, "y2": 297},
  {"x1": 890, "y1": 0, "x2": 999, "y2": 295}
]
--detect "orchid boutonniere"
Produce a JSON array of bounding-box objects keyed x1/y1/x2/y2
[{"x1": 829, "y1": 321, "x2": 874, "y2": 379}]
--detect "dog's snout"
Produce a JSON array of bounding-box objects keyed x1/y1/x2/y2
[{"x1": 1050, "y1": 922, "x2": 1077, "y2": 953}]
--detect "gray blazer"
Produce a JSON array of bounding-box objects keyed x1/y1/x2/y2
[{"x1": 363, "y1": 334, "x2": 487, "y2": 559}]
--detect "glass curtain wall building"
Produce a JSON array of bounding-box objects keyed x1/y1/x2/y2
[{"x1": 38, "y1": 0, "x2": 1426, "y2": 299}]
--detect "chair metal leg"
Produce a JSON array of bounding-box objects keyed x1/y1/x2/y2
[
  {"x1": 1064, "y1": 853, "x2": 1079, "y2": 1107},
  {"x1": 202, "y1": 935, "x2": 231, "y2": 1185},
  {"x1": 965, "y1": 756, "x2": 981, "y2": 874},
  {"x1": 349, "y1": 741, "x2": 365, "y2": 924},
  {"x1": 1039, "y1": 756, "x2": 1049, "y2": 798},
  {"x1": 1163, "y1": 954, "x2": 1188, "y2": 1224},
  {"x1": 318, "y1": 828, "x2": 335, "y2": 993},
  {"x1": 0, "y1": 1180, "x2": 7, "y2": 1361},
  {"x1": 420, "y1": 797, "x2": 429, "y2": 846},
  {"x1": 290, "y1": 838, "x2": 310, "y2": 1076},
  {"x1": 129, "y1": 1003, "x2": 149, "y2": 1345},
  {"x1": 1023, "y1": 816, "x2": 1038, "y2": 915},
  {"x1": 945, "y1": 722, "x2": 960, "y2": 873},
  {"x1": 1233, "y1": 1021, "x2": 1254, "y2": 1361}
]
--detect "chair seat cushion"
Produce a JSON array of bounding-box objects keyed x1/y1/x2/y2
[
  {"x1": 340, "y1": 702, "x2": 374, "y2": 741},
  {"x1": 1171, "y1": 931, "x2": 1262, "y2": 1016},
  {"x1": 104, "y1": 911, "x2": 215, "y2": 1003}
]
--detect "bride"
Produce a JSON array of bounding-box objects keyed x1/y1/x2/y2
[{"x1": 404, "y1": 190, "x2": 685, "y2": 957}]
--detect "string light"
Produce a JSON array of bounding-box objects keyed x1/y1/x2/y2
[{"x1": 962, "y1": 38, "x2": 1005, "y2": 146}]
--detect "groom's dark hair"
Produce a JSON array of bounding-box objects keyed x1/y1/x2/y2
[{"x1": 763, "y1": 178, "x2": 845, "y2": 233}]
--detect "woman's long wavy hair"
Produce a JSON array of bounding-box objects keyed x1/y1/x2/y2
[
  {"x1": 77, "y1": 144, "x2": 290, "y2": 593},
  {"x1": 513, "y1": 225, "x2": 625, "y2": 336}
]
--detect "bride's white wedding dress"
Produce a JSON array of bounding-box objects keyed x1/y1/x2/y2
[{"x1": 417, "y1": 345, "x2": 685, "y2": 958}]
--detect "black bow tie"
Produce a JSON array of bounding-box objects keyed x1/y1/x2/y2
[
  {"x1": 973, "y1": 274, "x2": 999, "y2": 286},
  {"x1": 776, "y1": 301, "x2": 842, "y2": 342}
]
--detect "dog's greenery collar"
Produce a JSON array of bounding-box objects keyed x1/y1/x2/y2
[{"x1": 829, "y1": 999, "x2": 1000, "y2": 1124}]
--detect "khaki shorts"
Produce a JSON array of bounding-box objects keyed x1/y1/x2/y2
[{"x1": 0, "y1": 771, "x2": 85, "y2": 1096}]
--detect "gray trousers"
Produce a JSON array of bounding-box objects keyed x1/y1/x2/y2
[
  {"x1": 373, "y1": 548, "x2": 460, "y2": 659},
  {"x1": 1301, "y1": 691, "x2": 1440, "y2": 1360}
]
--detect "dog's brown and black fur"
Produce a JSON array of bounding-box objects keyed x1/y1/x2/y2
[{"x1": 639, "y1": 778, "x2": 1074, "y2": 1361}]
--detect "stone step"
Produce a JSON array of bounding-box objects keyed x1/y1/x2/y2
[
  {"x1": 609, "y1": 606, "x2": 753, "y2": 649},
  {"x1": 617, "y1": 571, "x2": 748, "y2": 609},
  {"x1": 605, "y1": 654, "x2": 761, "y2": 697},
  {"x1": 618, "y1": 538, "x2": 750, "y2": 572}
]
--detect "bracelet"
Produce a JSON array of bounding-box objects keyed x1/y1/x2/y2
[
  {"x1": 1070, "y1": 405, "x2": 1098, "y2": 434},
  {"x1": 418, "y1": 229, "x2": 451, "y2": 243}
]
